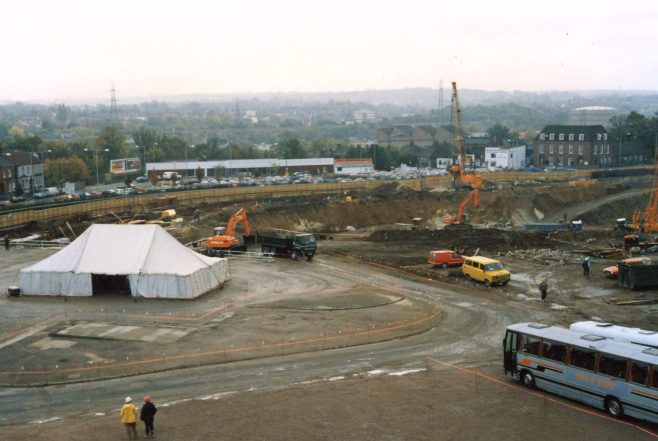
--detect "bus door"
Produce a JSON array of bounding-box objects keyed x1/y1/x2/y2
[{"x1": 503, "y1": 330, "x2": 518, "y2": 375}]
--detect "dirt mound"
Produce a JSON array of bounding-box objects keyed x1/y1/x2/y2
[{"x1": 367, "y1": 228, "x2": 555, "y2": 254}]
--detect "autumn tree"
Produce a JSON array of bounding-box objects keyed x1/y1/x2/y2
[{"x1": 45, "y1": 156, "x2": 90, "y2": 186}]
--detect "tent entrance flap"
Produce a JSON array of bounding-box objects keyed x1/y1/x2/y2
[{"x1": 91, "y1": 274, "x2": 132, "y2": 296}]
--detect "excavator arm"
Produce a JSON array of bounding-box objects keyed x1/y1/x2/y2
[
  {"x1": 205, "y1": 208, "x2": 251, "y2": 250},
  {"x1": 224, "y1": 208, "x2": 250, "y2": 237},
  {"x1": 444, "y1": 189, "x2": 479, "y2": 225}
]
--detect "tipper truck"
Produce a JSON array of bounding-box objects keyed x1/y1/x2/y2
[{"x1": 257, "y1": 231, "x2": 317, "y2": 260}]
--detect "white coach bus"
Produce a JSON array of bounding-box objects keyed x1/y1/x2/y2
[
  {"x1": 570, "y1": 321, "x2": 658, "y2": 348},
  {"x1": 504, "y1": 322, "x2": 658, "y2": 423}
]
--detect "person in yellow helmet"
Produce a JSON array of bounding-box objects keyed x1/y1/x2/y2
[{"x1": 120, "y1": 396, "x2": 138, "y2": 439}]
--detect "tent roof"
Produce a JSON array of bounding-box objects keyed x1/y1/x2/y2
[{"x1": 22, "y1": 224, "x2": 221, "y2": 276}]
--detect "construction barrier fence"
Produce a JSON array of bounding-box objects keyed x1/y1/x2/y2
[{"x1": 2, "y1": 167, "x2": 647, "y2": 230}]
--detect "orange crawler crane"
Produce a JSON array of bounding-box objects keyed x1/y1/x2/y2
[
  {"x1": 636, "y1": 159, "x2": 658, "y2": 232},
  {"x1": 448, "y1": 81, "x2": 484, "y2": 190},
  {"x1": 204, "y1": 208, "x2": 252, "y2": 256}
]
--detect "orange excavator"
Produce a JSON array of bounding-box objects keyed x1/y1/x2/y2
[
  {"x1": 204, "y1": 208, "x2": 251, "y2": 255},
  {"x1": 444, "y1": 189, "x2": 479, "y2": 227}
]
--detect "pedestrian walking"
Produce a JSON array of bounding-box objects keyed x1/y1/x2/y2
[
  {"x1": 120, "y1": 396, "x2": 138, "y2": 439},
  {"x1": 4, "y1": 235, "x2": 9, "y2": 251},
  {"x1": 538, "y1": 277, "x2": 548, "y2": 302},
  {"x1": 582, "y1": 257, "x2": 591, "y2": 277},
  {"x1": 140, "y1": 396, "x2": 158, "y2": 437}
]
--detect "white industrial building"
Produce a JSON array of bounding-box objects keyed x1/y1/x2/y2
[{"x1": 484, "y1": 146, "x2": 527, "y2": 170}]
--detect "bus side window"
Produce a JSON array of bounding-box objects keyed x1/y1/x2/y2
[
  {"x1": 542, "y1": 339, "x2": 567, "y2": 363},
  {"x1": 520, "y1": 334, "x2": 540, "y2": 356},
  {"x1": 599, "y1": 353, "x2": 627, "y2": 379},
  {"x1": 650, "y1": 366, "x2": 658, "y2": 389},
  {"x1": 630, "y1": 361, "x2": 650, "y2": 385},
  {"x1": 570, "y1": 346, "x2": 596, "y2": 371}
]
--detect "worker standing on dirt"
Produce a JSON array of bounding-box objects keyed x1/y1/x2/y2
[
  {"x1": 140, "y1": 396, "x2": 157, "y2": 437},
  {"x1": 120, "y1": 396, "x2": 138, "y2": 439},
  {"x1": 582, "y1": 257, "x2": 591, "y2": 277},
  {"x1": 4, "y1": 235, "x2": 9, "y2": 251},
  {"x1": 538, "y1": 277, "x2": 548, "y2": 302},
  {"x1": 193, "y1": 209, "x2": 200, "y2": 221}
]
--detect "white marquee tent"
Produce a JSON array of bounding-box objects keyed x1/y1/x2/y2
[{"x1": 20, "y1": 224, "x2": 230, "y2": 299}]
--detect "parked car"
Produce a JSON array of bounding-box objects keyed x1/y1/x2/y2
[
  {"x1": 10, "y1": 195, "x2": 26, "y2": 203},
  {"x1": 427, "y1": 250, "x2": 464, "y2": 268}
]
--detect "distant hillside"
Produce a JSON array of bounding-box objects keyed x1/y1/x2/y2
[{"x1": 7, "y1": 88, "x2": 657, "y2": 115}]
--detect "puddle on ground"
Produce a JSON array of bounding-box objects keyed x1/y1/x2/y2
[{"x1": 576, "y1": 286, "x2": 616, "y2": 299}]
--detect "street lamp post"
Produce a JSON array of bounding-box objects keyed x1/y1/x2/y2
[
  {"x1": 185, "y1": 144, "x2": 195, "y2": 178},
  {"x1": 618, "y1": 132, "x2": 631, "y2": 166},
  {"x1": 84, "y1": 147, "x2": 109, "y2": 185}
]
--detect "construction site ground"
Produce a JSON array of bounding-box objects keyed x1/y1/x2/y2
[{"x1": 2, "y1": 176, "x2": 658, "y2": 440}]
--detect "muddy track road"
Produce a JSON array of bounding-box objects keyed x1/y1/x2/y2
[{"x1": 0, "y1": 254, "x2": 548, "y2": 425}]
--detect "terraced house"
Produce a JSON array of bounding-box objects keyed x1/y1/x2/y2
[{"x1": 534, "y1": 125, "x2": 611, "y2": 168}]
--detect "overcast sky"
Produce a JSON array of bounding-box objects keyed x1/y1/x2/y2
[{"x1": 2, "y1": 0, "x2": 657, "y2": 102}]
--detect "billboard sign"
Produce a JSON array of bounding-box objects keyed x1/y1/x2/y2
[{"x1": 110, "y1": 157, "x2": 141, "y2": 174}]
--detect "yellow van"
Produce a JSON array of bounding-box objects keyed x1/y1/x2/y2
[{"x1": 462, "y1": 256, "x2": 511, "y2": 287}]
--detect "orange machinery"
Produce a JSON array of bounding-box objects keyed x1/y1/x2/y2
[
  {"x1": 635, "y1": 160, "x2": 658, "y2": 232},
  {"x1": 205, "y1": 208, "x2": 251, "y2": 253},
  {"x1": 448, "y1": 81, "x2": 483, "y2": 190},
  {"x1": 444, "y1": 189, "x2": 479, "y2": 226}
]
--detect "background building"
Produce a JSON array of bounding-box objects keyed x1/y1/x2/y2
[
  {"x1": 534, "y1": 125, "x2": 610, "y2": 168},
  {"x1": 484, "y1": 146, "x2": 527, "y2": 170},
  {"x1": 568, "y1": 106, "x2": 618, "y2": 126},
  {"x1": 4, "y1": 150, "x2": 44, "y2": 196}
]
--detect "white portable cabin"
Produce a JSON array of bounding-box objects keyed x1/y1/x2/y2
[{"x1": 569, "y1": 321, "x2": 658, "y2": 348}]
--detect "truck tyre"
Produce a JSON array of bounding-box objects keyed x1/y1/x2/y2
[
  {"x1": 291, "y1": 251, "x2": 298, "y2": 260},
  {"x1": 307, "y1": 255, "x2": 313, "y2": 261},
  {"x1": 484, "y1": 279, "x2": 491, "y2": 288}
]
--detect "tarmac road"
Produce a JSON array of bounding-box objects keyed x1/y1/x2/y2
[{"x1": 0, "y1": 254, "x2": 543, "y2": 426}]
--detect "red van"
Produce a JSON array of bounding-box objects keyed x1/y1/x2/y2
[{"x1": 427, "y1": 250, "x2": 464, "y2": 268}]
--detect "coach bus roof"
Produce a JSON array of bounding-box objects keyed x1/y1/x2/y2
[{"x1": 507, "y1": 323, "x2": 658, "y2": 364}]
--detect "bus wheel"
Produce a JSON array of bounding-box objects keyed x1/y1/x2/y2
[
  {"x1": 521, "y1": 371, "x2": 535, "y2": 388},
  {"x1": 441, "y1": 263, "x2": 448, "y2": 269},
  {"x1": 605, "y1": 397, "x2": 623, "y2": 418}
]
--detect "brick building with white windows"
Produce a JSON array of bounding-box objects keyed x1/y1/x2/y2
[{"x1": 533, "y1": 125, "x2": 611, "y2": 168}]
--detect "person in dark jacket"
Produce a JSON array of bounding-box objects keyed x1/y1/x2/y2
[
  {"x1": 582, "y1": 257, "x2": 590, "y2": 276},
  {"x1": 538, "y1": 277, "x2": 548, "y2": 302},
  {"x1": 140, "y1": 396, "x2": 157, "y2": 437}
]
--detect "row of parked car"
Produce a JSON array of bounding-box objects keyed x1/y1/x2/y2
[{"x1": 427, "y1": 250, "x2": 511, "y2": 287}]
